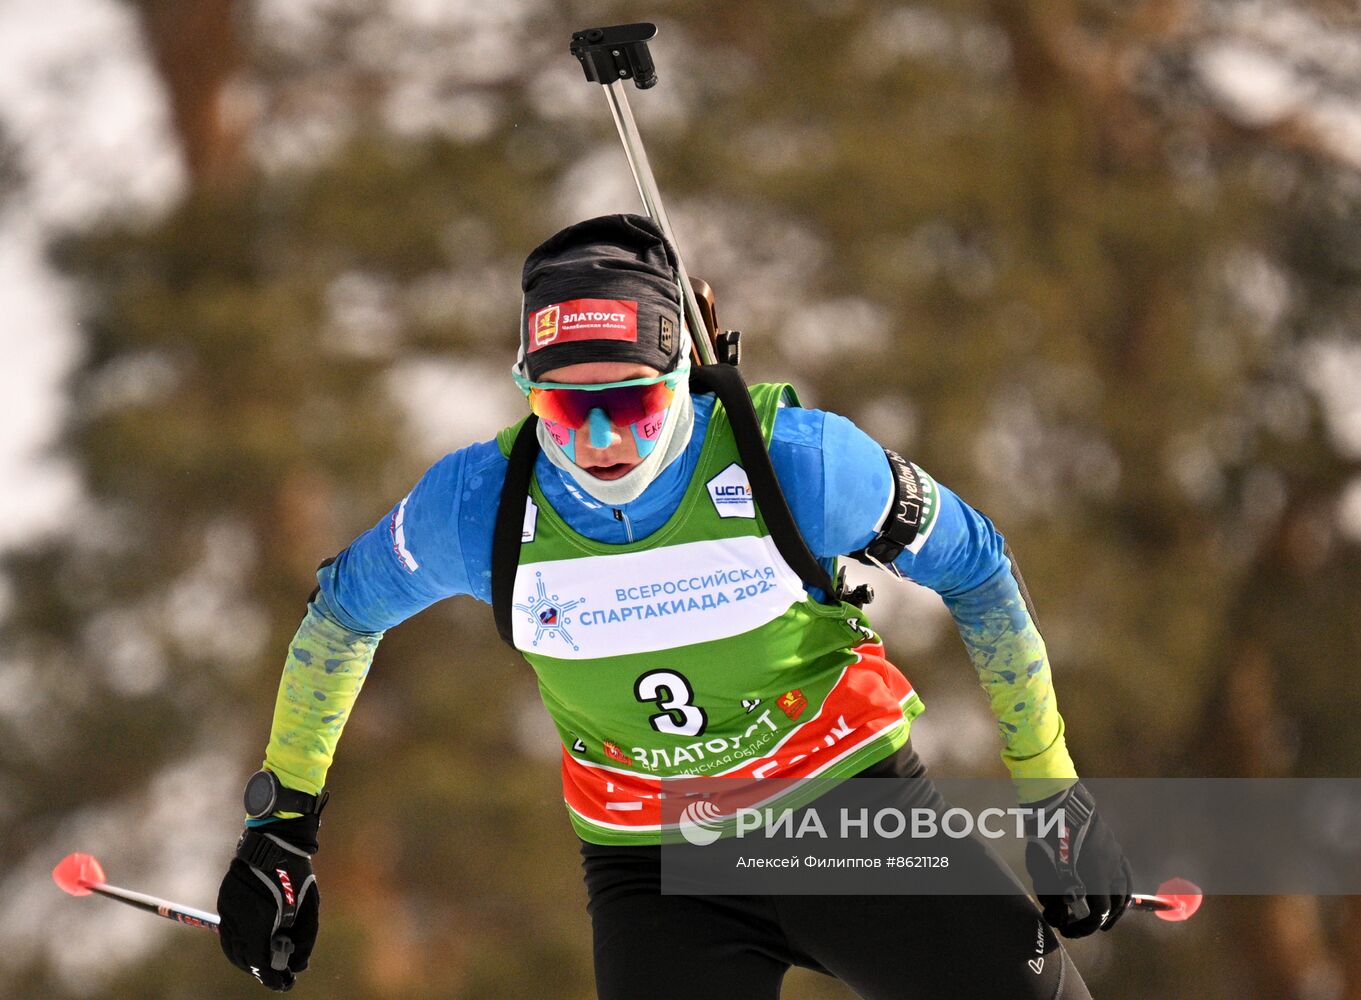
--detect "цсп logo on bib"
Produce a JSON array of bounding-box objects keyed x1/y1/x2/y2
[
  {"x1": 515, "y1": 572, "x2": 585, "y2": 651},
  {"x1": 706, "y1": 462, "x2": 755, "y2": 519},
  {"x1": 679, "y1": 799, "x2": 725, "y2": 846}
]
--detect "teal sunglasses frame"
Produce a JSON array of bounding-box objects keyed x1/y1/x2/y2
[{"x1": 511, "y1": 360, "x2": 691, "y2": 397}]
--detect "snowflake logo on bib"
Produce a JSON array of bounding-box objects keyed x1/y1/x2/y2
[{"x1": 515, "y1": 572, "x2": 585, "y2": 651}]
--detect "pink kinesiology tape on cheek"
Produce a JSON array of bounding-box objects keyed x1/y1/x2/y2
[
  {"x1": 544, "y1": 419, "x2": 572, "y2": 446},
  {"x1": 636, "y1": 411, "x2": 666, "y2": 441},
  {"x1": 543, "y1": 418, "x2": 578, "y2": 462}
]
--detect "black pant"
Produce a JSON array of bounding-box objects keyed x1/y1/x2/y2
[{"x1": 580, "y1": 745, "x2": 1091, "y2": 1000}]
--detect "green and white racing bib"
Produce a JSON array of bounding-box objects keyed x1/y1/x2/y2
[{"x1": 497, "y1": 384, "x2": 923, "y2": 845}]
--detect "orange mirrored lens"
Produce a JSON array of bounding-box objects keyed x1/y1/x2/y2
[{"x1": 529, "y1": 382, "x2": 675, "y2": 429}]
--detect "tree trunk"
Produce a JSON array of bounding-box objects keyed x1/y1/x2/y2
[{"x1": 129, "y1": 0, "x2": 248, "y2": 190}]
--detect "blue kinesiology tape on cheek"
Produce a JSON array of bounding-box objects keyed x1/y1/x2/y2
[
  {"x1": 588, "y1": 407, "x2": 613, "y2": 449},
  {"x1": 560, "y1": 427, "x2": 577, "y2": 462},
  {"x1": 632, "y1": 431, "x2": 659, "y2": 458}
]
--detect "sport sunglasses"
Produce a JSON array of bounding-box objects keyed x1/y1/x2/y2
[{"x1": 512, "y1": 365, "x2": 690, "y2": 431}]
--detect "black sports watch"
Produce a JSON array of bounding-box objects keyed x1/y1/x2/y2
[{"x1": 243, "y1": 769, "x2": 329, "y2": 820}]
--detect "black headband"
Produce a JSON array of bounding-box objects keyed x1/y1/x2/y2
[{"x1": 520, "y1": 214, "x2": 683, "y2": 380}]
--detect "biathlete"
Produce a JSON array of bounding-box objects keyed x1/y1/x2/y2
[{"x1": 216, "y1": 214, "x2": 1132, "y2": 998}]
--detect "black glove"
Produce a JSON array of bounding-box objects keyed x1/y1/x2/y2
[
  {"x1": 217, "y1": 816, "x2": 321, "y2": 991},
  {"x1": 1024, "y1": 781, "x2": 1133, "y2": 938}
]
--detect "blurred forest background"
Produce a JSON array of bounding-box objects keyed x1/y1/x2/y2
[{"x1": 2, "y1": 0, "x2": 1360, "y2": 997}]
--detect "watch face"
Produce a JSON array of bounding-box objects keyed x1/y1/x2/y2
[{"x1": 243, "y1": 771, "x2": 275, "y2": 817}]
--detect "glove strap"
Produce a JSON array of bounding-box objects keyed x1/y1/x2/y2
[
  {"x1": 1031, "y1": 783, "x2": 1096, "y2": 921},
  {"x1": 238, "y1": 828, "x2": 313, "y2": 870},
  {"x1": 237, "y1": 828, "x2": 314, "y2": 930}
]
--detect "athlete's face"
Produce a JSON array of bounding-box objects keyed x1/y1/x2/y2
[{"x1": 540, "y1": 361, "x2": 663, "y2": 480}]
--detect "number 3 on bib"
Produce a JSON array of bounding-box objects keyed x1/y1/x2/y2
[{"x1": 634, "y1": 669, "x2": 708, "y2": 737}]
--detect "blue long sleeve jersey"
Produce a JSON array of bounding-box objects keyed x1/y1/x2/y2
[{"x1": 264, "y1": 393, "x2": 1077, "y2": 805}]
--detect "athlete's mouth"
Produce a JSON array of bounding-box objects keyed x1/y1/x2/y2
[{"x1": 587, "y1": 462, "x2": 637, "y2": 480}]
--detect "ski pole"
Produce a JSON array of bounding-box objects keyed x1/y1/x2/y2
[
  {"x1": 569, "y1": 23, "x2": 718, "y2": 366},
  {"x1": 1128, "y1": 877, "x2": 1202, "y2": 922},
  {"x1": 53, "y1": 852, "x2": 220, "y2": 932}
]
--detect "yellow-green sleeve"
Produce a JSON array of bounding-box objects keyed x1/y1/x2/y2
[
  {"x1": 262, "y1": 595, "x2": 383, "y2": 796},
  {"x1": 946, "y1": 570, "x2": 1077, "y2": 802}
]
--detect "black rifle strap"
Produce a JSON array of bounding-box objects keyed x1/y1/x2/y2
[
  {"x1": 689, "y1": 364, "x2": 838, "y2": 599},
  {"x1": 307, "y1": 556, "x2": 337, "y2": 604},
  {"x1": 492, "y1": 416, "x2": 541, "y2": 647}
]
